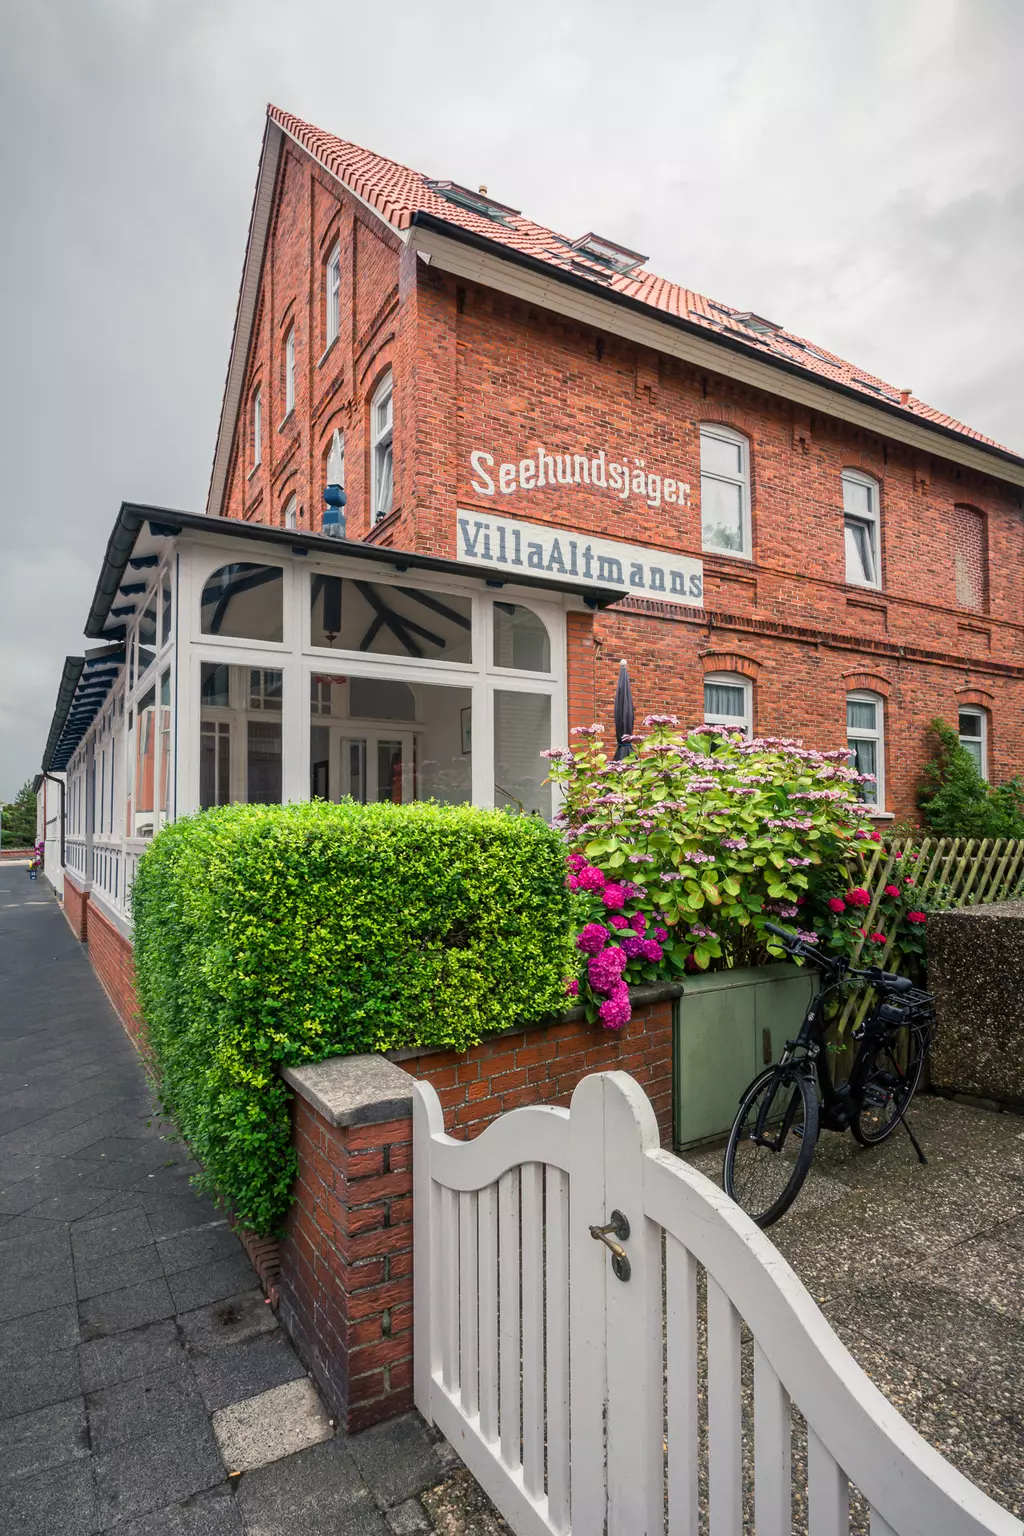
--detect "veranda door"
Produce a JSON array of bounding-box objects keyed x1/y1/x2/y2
[{"x1": 339, "y1": 731, "x2": 416, "y2": 804}]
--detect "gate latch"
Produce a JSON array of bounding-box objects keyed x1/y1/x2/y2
[{"x1": 590, "y1": 1210, "x2": 631, "y2": 1282}]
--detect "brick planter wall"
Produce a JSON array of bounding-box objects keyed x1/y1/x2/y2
[
  {"x1": 63, "y1": 874, "x2": 89, "y2": 941},
  {"x1": 276, "y1": 985, "x2": 681, "y2": 1434},
  {"x1": 86, "y1": 900, "x2": 145, "y2": 1051}
]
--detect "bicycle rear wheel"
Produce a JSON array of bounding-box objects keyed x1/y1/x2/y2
[
  {"x1": 723, "y1": 1067, "x2": 819, "y2": 1228},
  {"x1": 851, "y1": 1023, "x2": 928, "y2": 1147}
]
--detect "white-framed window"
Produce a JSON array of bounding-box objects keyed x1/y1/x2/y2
[
  {"x1": 325, "y1": 244, "x2": 341, "y2": 348},
  {"x1": 700, "y1": 425, "x2": 751, "y2": 558},
  {"x1": 252, "y1": 387, "x2": 262, "y2": 467},
  {"x1": 843, "y1": 470, "x2": 881, "y2": 588},
  {"x1": 284, "y1": 326, "x2": 295, "y2": 418},
  {"x1": 284, "y1": 494, "x2": 298, "y2": 530},
  {"x1": 958, "y1": 708, "x2": 988, "y2": 778},
  {"x1": 371, "y1": 371, "x2": 394, "y2": 524},
  {"x1": 847, "y1": 691, "x2": 884, "y2": 808},
  {"x1": 703, "y1": 672, "x2": 752, "y2": 737}
]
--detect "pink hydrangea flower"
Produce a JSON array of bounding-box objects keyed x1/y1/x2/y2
[
  {"x1": 846, "y1": 888, "x2": 871, "y2": 908},
  {"x1": 587, "y1": 946, "x2": 628, "y2": 991},
  {"x1": 883, "y1": 884, "x2": 900, "y2": 898},
  {"x1": 629, "y1": 911, "x2": 647, "y2": 934},
  {"x1": 619, "y1": 936, "x2": 644, "y2": 958},
  {"x1": 907, "y1": 911, "x2": 927, "y2": 924},
  {"x1": 576, "y1": 865, "x2": 607, "y2": 894},
  {"x1": 869, "y1": 931, "x2": 885, "y2": 944},
  {"x1": 828, "y1": 897, "x2": 846, "y2": 914},
  {"x1": 576, "y1": 923, "x2": 610, "y2": 956},
  {"x1": 608, "y1": 914, "x2": 629, "y2": 930},
  {"x1": 640, "y1": 939, "x2": 664, "y2": 963},
  {"x1": 599, "y1": 985, "x2": 632, "y2": 1029},
  {"x1": 654, "y1": 927, "x2": 669, "y2": 942},
  {"x1": 564, "y1": 978, "x2": 580, "y2": 997},
  {"x1": 601, "y1": 883, "x2": 629, "y2": 911}
]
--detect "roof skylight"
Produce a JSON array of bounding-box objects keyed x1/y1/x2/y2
[
  {"x1": 569, "y1": 233, "x2": 648, "y2": 275},
  {"x1": 426, "y1": 180, "x2": 520, "y2": 223}
]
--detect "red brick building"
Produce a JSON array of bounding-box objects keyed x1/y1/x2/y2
[{"x1": 205, "y1": 104, "x2": 1024, "y2": 821}]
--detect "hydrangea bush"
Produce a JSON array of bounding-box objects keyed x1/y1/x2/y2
[{"x1": 546, "y1": 717, "x2": 874, "y2": 1027}]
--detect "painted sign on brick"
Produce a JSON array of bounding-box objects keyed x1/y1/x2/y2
[{"x1": 456, "y1": 511, "x2": 704, "y2": 606}]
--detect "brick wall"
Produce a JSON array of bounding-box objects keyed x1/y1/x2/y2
[
  {"x1": 85, "y1": 899, "x2": 145, "y2": 1052},
  {"x1": 393, "y1": 991, "x2": 676, "y2": 1145},
  {"x1": 63, "y1": 874, "x2": 88, "y2": 942},
  {"x1": 279, "y1": 1094, "x2": 415, "y2": 1433},
  {"x1": 953, "y1": 504, "x2": 989, "y2": 613}
]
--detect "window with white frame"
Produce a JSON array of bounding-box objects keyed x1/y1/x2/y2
[
  {"x1": 700, "y1": 425, "x2": 751, "y2": 557},
  {"x1": 371, "y1": 371, "x2": 394, "y2": 523},
  {"x1": 703, "y1": 672, "x2": 752, "y2": 737},
  {"x1": 847, "y1": 691, "x2": 884, "y2": 808},
  {"x1": 843, "y1": 470, "x2": 880, "y2": 588},
  {"x1": 325, "y1": 244, "x2": 341, "y2": 348},
  {"x1": 284, "y1": 327, "x2": 295, "y2": 418},
  {"x1": 284, "y1": 494, "x2": 298, "y2": 530},
  {"x1": 252, "y1": 387, "x2": 262, "y2": 467},
  {"x1": 958, "y1": 708, "x2": 988, "y2": 778}
]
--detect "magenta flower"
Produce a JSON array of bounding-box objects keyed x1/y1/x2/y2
[
  {"x1": 654, "y1": 927, "x2": 669, "y2": 942},
  {"x1": 576, "y1": 923, "x2": 610, "y2": 956},
  {"x1": 601, "y1": 883, "x2": 628, "y2": 911},
  {"x1": 907, "y1": 911, "x2": 927, "y2": 924},
  {"x1": 629, "y1": 911, "x2": 648, "y2": 934},
  {"x1": 619, "y1": 936, "x2": 644, "y2": 958},
  {"x1": 608, "y1": 914, "x2": 629, "y2": 930},
  {"x1": 846, "y1": 888, "x2": 871, "y2": 908},
  {"x1": 576, "y1": 865, "x2": 607, "y2": 894},
  {"x1": 828, "y1": 897, "x2": 846, "y2": 914},
  {"x1": 564, "y1": 978, "x2": 580, "y2": 997},
  {"x1": 598, "y1": 987, "x2": 632, "y2": 1029},
  {"x1": 588, "y1": 946, "x2": 628, "y2": 991},
  {"x1": 640, "y1": 939, "x2": 664, "y2": 963},
  {"x1": 883, "y1": 884, "x2": 900, "y2": 898}
]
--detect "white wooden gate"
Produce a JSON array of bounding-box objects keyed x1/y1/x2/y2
[{"x1": 412, "y1": 1070, "x2": 1020, "y2": 1536}]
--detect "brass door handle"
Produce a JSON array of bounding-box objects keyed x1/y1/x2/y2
[{"x1": 590, "y1": 1209, "x2": 631, "y2": 1281}]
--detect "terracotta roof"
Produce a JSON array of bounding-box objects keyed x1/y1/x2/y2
[{"x1": 269, "y1": 105, "x2": 1015, "y2": 461}]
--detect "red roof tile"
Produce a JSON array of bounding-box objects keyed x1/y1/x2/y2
[{"x1": 269, "y1": 105, "x2": 1014, "y2": 460}]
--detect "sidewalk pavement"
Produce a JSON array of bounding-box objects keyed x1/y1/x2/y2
[{"x1": 0, "y1": 877, "x2": 507, "y2": 1535}]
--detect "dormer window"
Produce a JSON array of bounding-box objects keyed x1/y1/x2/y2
[
  {"x1": 425, "y1": 180, "x2": 520, "y2": 223},
  {"x1": 569, "y1": 233, "x2": 648, "y2": 275}
]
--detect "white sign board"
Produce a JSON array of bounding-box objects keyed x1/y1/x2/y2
[{"x1": 456, "y1": 512, "x2": 704, "y2": 607}]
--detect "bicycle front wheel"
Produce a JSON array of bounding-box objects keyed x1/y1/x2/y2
[{"x1": 723, "y1": 1067, "x2": 819, "y2": 1227}]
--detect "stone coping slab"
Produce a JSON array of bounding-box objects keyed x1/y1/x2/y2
[{"x1": 282, "y1": 1054, "x2": 415, "y2": 1128}]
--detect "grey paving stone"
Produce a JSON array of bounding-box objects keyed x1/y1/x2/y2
[
  {"x1": 2, "y1": 1348, "x2": 82, "y2": 1419},
  {"x1": 0, "y1": 1301, "x2": 80, "y2": 1362},
  {"x1": 75, "y1": 1243, "x2": 166, "y2": 1301},
  {"x1": 79, "y1": 1319, "x2": 188, "y2": 1393},
  {"x1": 0, "y1": 1219, "x2": 71, "y2": 1280},
  {"x1": 94, "y1": 1423, "x2": 225, "y2": 1527},
  {"x1": 386, "y1": 1497, "x2": 433, "y2": 1533},
  {"x1": 0, "y1": 1210, "x2": 64, "y2": 1243},
  {"x1": 87, "y1": 1365, "x2": 210, "y2": 1454},
  {"x1": 109, "y1": 1482, "x2": 243, "y2": 1535},
  {"x1": 156, "y1": 1223, "x2": 238, "y2": 1275},
  {"x1": 178, "y1": 1289, "x2": 277, "y2": 1354},
  {"x1": 212, "y1": 1377, "x2": 333, "y2": 1473},
  {"x1": 4, "y1": 1458, "x2": 98, "y2": 1535},
  {"x1": 71, "y1": 1205, "x2": 154, "y2": 1262},
  {"x1": 235, "y1": 1435, "x2": 386, "y2": 1535},
  {"x1": 15, "y1": 1184, "x2": 116, "y2": 1222},
  {"x1": 79, "y1": 1275, "x2": 177, "y2": 1339},
  {"x1": 167, "y1": 1253, "x2": 259, "y2": 1313},
  {"x1": 348, "y1": 1411, "x2": 449, "y2": 1509},
  {"x1": 0, "y1": 1395, "x2": 89, "y2": 1481},
  {"x1": 138, "y1": 1196, "x2": 224, "y2": 1239},
  {"x1": 0, "y1": 1259, "x2": 78, "y2": 1321},
  {"x1": 190, "y1": 1328, "x2": 306, "y2": 1412}
]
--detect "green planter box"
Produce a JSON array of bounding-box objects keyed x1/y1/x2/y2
[{"x1": 673, "y1": 963, "x2": 817, "y2": 1150}]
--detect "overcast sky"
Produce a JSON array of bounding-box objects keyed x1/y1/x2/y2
[{"x1": 1, "y1": 0, "x2": 1021, "y2": 797}]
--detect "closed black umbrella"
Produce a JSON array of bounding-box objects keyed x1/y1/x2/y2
[{"x1": 613, "y1": 658, "x2": 635, "y2": 760}]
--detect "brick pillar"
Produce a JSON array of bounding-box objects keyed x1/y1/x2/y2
[{"x1": 278, "y1": 1056, "x2": 416, "y2": 1433}]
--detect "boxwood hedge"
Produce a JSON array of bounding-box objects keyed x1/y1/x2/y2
[{"x1": 132, "y1": 800, "x2": 579, "y2": 1234}]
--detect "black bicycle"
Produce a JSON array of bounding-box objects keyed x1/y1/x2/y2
[{"x1": 723, "y1": 923, "x2": 935, "y2": 1227}]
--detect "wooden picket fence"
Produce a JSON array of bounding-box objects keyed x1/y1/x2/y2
[{"x1": 836, "y1": 836, "x2": 1024, "y2": 1031}]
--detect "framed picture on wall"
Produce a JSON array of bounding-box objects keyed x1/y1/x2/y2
[{"x1": 461, "y1": 705, "x2": 472, "y2": 755}]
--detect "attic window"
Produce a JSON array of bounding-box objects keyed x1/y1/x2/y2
[
  {"x1": 568, "y1": 233, "x2": 647, "y2": 275},
  {"x1": 732, "y1": 312, "x2": 783, "y2": 335},
  {"x1": 426, "y1": 180, "x2": 520, "y2": 223},
  {"x1": 853, "y1": 377, "x2": 898, "y2": 401}
]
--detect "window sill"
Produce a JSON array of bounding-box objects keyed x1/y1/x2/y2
[
  {"x1": 247, "y1": 463, "x2": 261, "y2": 481},
  {"x1": 863, "y1": 809, "x2": 894, "y2": 820},
  {"x1": 701, "y1": 544, "x2": 753, "y2": 564},
  {"x1": 318, "y1": 337, "x2": 339, "y2": 368},
  {"x1": 845, "y1": 580, "x2": 884, "y2": 596},
  {"x1": 278, "y1": 411, "x2": 295, "y2": 432}
]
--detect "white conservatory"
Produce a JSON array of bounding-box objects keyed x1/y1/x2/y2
[{"x1": 42, "y1": 504, "x2": 619, "y2": 932}]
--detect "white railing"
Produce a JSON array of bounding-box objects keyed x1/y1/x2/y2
[
  {"x1": 65, "y1": 837, "x2": 89, "y2": 879},
  {"x1": 413, "y1": 1071, "x2": 1020, "y2": 1536},
  {"x1": 91, "y1": 839, "x2": 123, "y2": 910}
]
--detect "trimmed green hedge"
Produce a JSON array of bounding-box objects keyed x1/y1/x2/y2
[{"x1": 132, "y1": 800, "x2": 578, "y2": 1234}]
